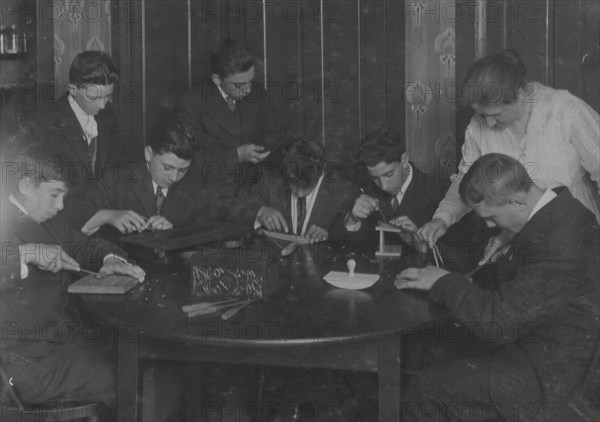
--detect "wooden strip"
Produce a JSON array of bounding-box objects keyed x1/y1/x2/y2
[
  {"x1": 184, "y1": 302, "x2": 243, "y2": 318},
  {"x1": 181, "y1": 299, "x2": 241, "y2": 313},
  {"x1": 261, "y1": 229, "x2": 310, "y2": 245}
]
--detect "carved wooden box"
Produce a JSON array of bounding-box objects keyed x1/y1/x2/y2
[{"x1": 190, "y1": 244, "x2": 280, "y2": 300}]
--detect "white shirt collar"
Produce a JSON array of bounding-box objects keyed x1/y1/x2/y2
[
  {"x1": 151, "y1": 180, "x2": 168, "y2": 197},
  {"x1": 8, "y1": 193, "x2": 29, "y2": 216},
  {"x1": 146, "y1": 164, "x2": 168, "y2": 197},
  {"x1": 528, "y1": 188, "x2": 557, "y2": 221},
  {"x1": 68, "y1": 94, "x2": 98, "y2": 140},
  {"x1": 212, "y1": 78, "x2": 235, "y2": 106},
  {"x1": 395, "y1": 162, "x2": 414, "y2": 204}
]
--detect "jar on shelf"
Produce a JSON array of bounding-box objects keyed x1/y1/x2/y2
[
  {"x1": 0, "y1": 25, "x2": 5, "y2": 55},
  {"x1": 6, "y1": 25, "x2": 20, "y2": 54}
]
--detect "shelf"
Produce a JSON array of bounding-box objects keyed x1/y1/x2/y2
[{"x1": 0, "y1": 53, "x2": 27, "y2": 60}]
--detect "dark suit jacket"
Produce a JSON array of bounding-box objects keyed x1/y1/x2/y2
[
  {"x1": 1, "y1": 199, "x2": 124, "y2": 273},
  {"x1": 176, "y1": 78, "x2": 281, "y2": 193},
  {"x1": 63, "y1": 161, "x2": 216, "y2": 238},
  {"x1": 15, "y1": 93, "x2": 118, "y2": 201},
  {"x1": 429, "y1": 188, "x2": 600, "y2": 418},
  {"x1": 341, "y1": 164, "x2": 449, "y2": 243},
  {"x1": 227, "y1": 170, "x2": 360, "y2": 237},
  {"x1": 0, "y1": 197, "x2": 125, "y2": 358}
]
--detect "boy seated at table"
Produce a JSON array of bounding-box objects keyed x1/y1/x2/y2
[
  {"x1": 0, "y1": 143, "x2": 145, "y2": 410},
  {"x1": 343, "y1": 128, "x2": 449, "y2": 248},
  {"x1": 63, "y1": 118, "x2": 218, "y2": 239},
  {"x1": 395, "y1": 153, "x2": 599, "y2": 422},
  {"x1": 227, "y1": 138, "x2": 359, "y2": 242}
]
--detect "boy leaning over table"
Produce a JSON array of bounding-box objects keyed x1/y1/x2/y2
[
  {"x1": 227, "y1": 137, "x2": 359, "y2": 243},
  {"x1": 62, "y1": 117, "x2": 218, "y2": 242},
  {"x1": 0, "y1": 143, "x2": 145, "y2": 412},
  {"x1": 395, "y1": 153, "x2": 599, "y2": 422}
]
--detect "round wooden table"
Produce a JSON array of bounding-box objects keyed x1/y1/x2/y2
[{"x1": 82, "y1": 240, "x2": 448, "y2": 422}]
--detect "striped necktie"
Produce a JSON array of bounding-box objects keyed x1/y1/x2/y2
[
  {"x1": 391, "y1": 196, "x2": 401, "y2": 216},
  {"x1": 155, "y1": 186, "x2": 165, "y2": 215}
]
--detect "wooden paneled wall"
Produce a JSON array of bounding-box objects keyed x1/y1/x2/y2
[
  {"x1": 52, "y1": 0, "x2": 112, "y2": 90},
  {"x1": 111, "y1": 0, "x2": 598, "y2": 165},
  {"x1": 111, "y1": 0, "x2": 406, "y2": 162},
  {"x1": 455, "y1": 0, "x2": 599, "y2": 153}
]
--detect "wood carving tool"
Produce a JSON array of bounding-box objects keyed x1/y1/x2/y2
[
  {"x1": 184, "y1": 300, "x2": 245, "y2": 318},
  {"x1": 465, "y1": 264, "x2": 485, "y2": 279},
  {"x1": 221, "y1": 299, "x2": 257, "y2": 320},
  {"x1": 182, "y1": 299, "x2": 242, "y2": 313},
  {"x1": 74, "y1": 268, "x2": 103, "y2": 278}
]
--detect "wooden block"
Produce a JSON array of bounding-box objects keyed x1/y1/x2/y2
[
  {"x1": 375, "y1": 246, "x2": 403, "y2": 257},
  {"x1": 376, "y1": 223, "x2": 403, "y2": 257},
  {"x1": 68, "y1": 273, "x2": 139, "y2": 295}
]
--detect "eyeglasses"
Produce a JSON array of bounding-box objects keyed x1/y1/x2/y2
[
  {"x1": 77, "y1": 85, "x2": 113, "y2": 102},
  {"x1": 221, "y1": 78, "x2": 253, "y2": 90}
]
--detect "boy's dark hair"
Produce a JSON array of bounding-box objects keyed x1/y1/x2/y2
[
  {"x1": 282, "y1": 138, "x2": 326, "y2": 189},
  {"x1": 210, "y1": 39, "x2": 257, "y2": 79},
  {"x1": 358, "y1": 128, "x2": 406, "y2": 167},
  {"x1": 147, "y1": 119, "x2": 196, "y2": 161},
  {"x1": 459, "y1": 153, "x2": 534, "y2": 206},
  {"x1": 69, "y1": 51, "x2": 119, "y2": 86},
  {"x1": 461, "y1": 49, "x2": 527, "y2": 106},
  {"x1": 4, "y1": 143, "x2": 67, "y2": 195}
]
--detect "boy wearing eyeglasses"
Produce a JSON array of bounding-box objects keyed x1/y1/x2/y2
[
  {"x1": 177, "y1": 38, "x2": 282, "y2": 197},
  {"x1": 13, "y1": 51, "x2": 120, "y2": 202}
]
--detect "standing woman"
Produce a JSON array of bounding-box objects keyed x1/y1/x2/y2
[{"x1": 419, "y1": 49, "x2": 600, "y2": 253}]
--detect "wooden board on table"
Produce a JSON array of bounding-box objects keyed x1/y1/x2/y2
[
  {"x1": 375, "y1": 222, "x2": 403, "y2": 233},
  {"x1": 260, "y1": 230, "x2": 310, "y2": 246},
  {"x1": 119, "y1": 221, "x2": 251, "y2": 252},
  {"x1": 68, "y1": 274, "x2": 139, "y2": 295}
]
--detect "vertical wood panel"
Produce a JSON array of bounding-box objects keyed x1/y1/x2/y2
[
  {"x1": 405, "y1": 0, "x2": 456, "y2": 168},
  {"x1": 242, "y1": 0, "x2": 264, "y2": 81},
  {"x1": 485, "y1": 0, "x2": 505, "y2": 55},
  {"x1": 385, "y1": 0, "x2": 405, "y2": 135},
  {"x1": 300, "y1": 0, "x2": 324, "y2": 142},
  {"x1": 505, "y1": 0, "x2": 548, "y2": 84},
  {"x1": 52, "y1": 0, "x2": 112, "y2": 91},
  {"x1": 580, "y1": 0, "x2": 599, "y2": 113},
  {"x1": 190, "y1": 0, "x2": 221, "y2": 88},
  {"x1": 264, "y1": 0, "x2": 302, "y2": 135},
  {"x1": 454, "y1": 0, "x2": 476, "y2": 160},
  {"x1": 36, "y1": 0, "x2": 54, "y2": 86},
  {"x1": 225, "y1": 0, "x2": 247, "y2": 43},
  {"x1": 360, "y1": 0, "x2": 387, "y2": 139},
  {"x1": 552, "y1": 0, "x2": 582, "y2": 95},
  {"x1": 111, "y1": 0, "x2": 144, "y2": 155},
  {"x1": 322, "y1": 0, "x2": 360, "y2": 148},
  {"x1": 144, "y1": 0, "x2": 188, "y2": 137}
]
